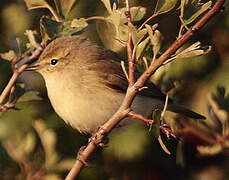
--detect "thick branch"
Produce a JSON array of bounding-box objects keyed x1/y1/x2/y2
[{"x1": 65, "y1": 0, "x2": 226, "y2": 179}]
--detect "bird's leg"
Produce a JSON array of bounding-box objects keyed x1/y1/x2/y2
[{"x1": 77, "y1": 145, "x2": 89, "y2": 166}]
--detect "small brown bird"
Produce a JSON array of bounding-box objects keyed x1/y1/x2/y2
[{"x1": 27, "y1": 36, "x2": 205, "y2": 134}]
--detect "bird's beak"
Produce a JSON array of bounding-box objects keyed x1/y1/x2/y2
[{"x1": 25, "y1": 62, "x2": 40, "y2": 71}]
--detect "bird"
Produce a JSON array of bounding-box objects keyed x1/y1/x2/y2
[{"x1": 27, "y1": 36, "x2": 205, "y2": 134}]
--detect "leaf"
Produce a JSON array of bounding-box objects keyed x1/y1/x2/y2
[
  {"x1": 70, "y1": 18, "x2": 88, "y2": 30},
  {"x1": 33, "y1": 120, "x2": 59, "y2": 169},
  {"x1": 176, "y1": 141, "x2": 185, "y2": 167},
  {"x1": 17, "y1": 91, "x2": 42, "y2": 103},
  {"x1": 130, "y1": 7, "x2": 147, "y2": 22},
  {"x1": 155, "y1": 0, "x2": 178, "y2": 15},
  {"x1": 101, "y1": 0, "x2": 112, "y2": 14},
  {"x1": 0, "y1": 50, "x2": 15, "y2": 61},
  {"x1": 158, "y1": 135, "x2": 171, "y2": 155},
  {"x1": 134, "y1": 37, "x2": 150, "y2": 60},
  {"x1": 40, "y1": 17, "x2": 88, "y2": 42},
  {"x1": 197, "y1": 144, "x2": 222, "y2": 156},
  {"x1": 24, "y1": 0, "x2": 50, "y2": 10},
  {"x1": 174, "y1": 42, "x2": 211, "y2": 59},
  {"x1": 59, "y1": 0, "x2": 77, "y2": 17},
  {"x1": 24, "y1": 30, "x2": 40, "y2": 49},
  {"x1": 151, "y1": 109, "x2": 161, "y2": 138},
  {"x1": 22, "y1": 132, "x2": 36, "y2": 155},
  {"x1": 145, "y1": 24, "x2": 162, "y2": 59},
  {"x1": 40, "y1": 16, "x2": 62, "y2": 41},
  {"x1": 184, "y1": 1, "x2": 212, "y2": 25},
  {"x1": 130, "y1": 25, "x2": 147, "y2": 46}
]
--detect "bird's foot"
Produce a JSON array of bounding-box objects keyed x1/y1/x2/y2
[
  {"x1": 89, "y1": 126, "x2": 108, "y2": 147},
  {"x1": 77, "y1": 145, "x2": 89, "y2": 166}
]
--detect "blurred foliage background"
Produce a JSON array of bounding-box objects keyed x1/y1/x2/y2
[{"x1": 0, "y1": 0, "x2": 229, "y2": 179}]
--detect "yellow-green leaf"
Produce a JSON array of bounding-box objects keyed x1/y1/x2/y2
[
  {"x1": 24, "y1": 0, "x2": 50, "y2": 10},
  {"x1": 59, "y1": 0, "x2": 77, "y2": 17},
  {"x1": 197, "y1": 144, "x2": 222, "y2": 156},
  {"x1": 0, "y1": 50, "x2": 15, "y2": 61},
  {"x1": 158, "y1": 135, "x2": 171, "y2": 154},
  {"x1": 134, "y1": 37, "x2": 150, "y2": 60},
  {"x1": 184, "y1": 1, "x2": 212, "y2": 25},
  {"x1": 155, "y1": 0, "x2": 178, "y2": 14}
]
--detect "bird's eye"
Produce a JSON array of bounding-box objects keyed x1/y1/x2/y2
[{"x1": 50, "y1": 59, "x2": 58, "y2": 66}]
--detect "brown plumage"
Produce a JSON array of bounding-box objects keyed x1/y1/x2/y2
[{"x1": 30, "y1": 36, "x2": 205, "y2": 133}]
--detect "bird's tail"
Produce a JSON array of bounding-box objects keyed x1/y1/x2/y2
[{"x1": 168, "y1": 103, "x2": 205, "y2": 119}]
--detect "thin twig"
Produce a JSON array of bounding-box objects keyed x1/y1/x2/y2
[
  {"x1": 65, "y1": 0, "x2": 226, "y2": 179},
  {"x1": 0, "y1": 46, "x2": 43, "y2": 106},
  {"x1": 128, "y1": 111, "x2": 153, "y2": 125},
  {"x1": 138, "y1": 13, "x2": 159, "y2": 31},
  {"x1": 125, "y1": 0, "x2": 135, "y2": 86}
]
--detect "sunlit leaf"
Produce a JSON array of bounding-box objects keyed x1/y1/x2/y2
[
  {"x1": 22, "y1": 132, "x2": 36, "y2": 155},
  {"x1": 184, "y1": 1, "x2": 212, "y2": 25},
  {"x1": 0, "y1": 50, "x2": 15, "y2": 61},
  {"x1": 174, "y1": 42, "x2": 211, "y2": 59},
  {"x1": 197, "y1": 144, "x2": 222, "y2": 156},
  {"x1": 24, "y1": 0, "x2": 50, "y2": 10},
  {"x1": 145, "y1": 24, "x2": 162, "y2": 59},
  {"x1": 59, "y1": 0, "x2": 77, "y2": 17},
  {"x1": 101, "y1": 0, "x2": 112, "y2": 13},
  {"x1": 24, "y1": 30, "x2": 40, "y2": 49},
  {"x1": 158, "y1": 135, "x2": 171, "y2": 154},
  {"x1": 155, "y1": 0, "x2": 178, "y2": 14},
  {"x1": 33, "y1": 120, "x2": 59, "y2": 169},
  {"x1": 130, "y1": 7, "x2": 146, "y2": 22},
  {"x1": 70, "y1": 18, "x2": 88, "y2": 30}
]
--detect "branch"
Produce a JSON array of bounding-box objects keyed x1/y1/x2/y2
[
  {"x1": 125, "y1": 0, "x2": 135, "y2": 86},
  {"x1": 0, "y1": 46, "x2": 43, "y2": 107},
  {"x1": 65, "y1": 0, "x2": 226, "y2": 179}
]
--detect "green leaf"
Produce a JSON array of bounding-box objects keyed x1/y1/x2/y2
[
  {"x1": 131, "y1": 25, "x2": 147, "y2": 46},
  {"x1": 158, "y1": 135, "x2": 171, "y2": 154},
  {"x1": 33, "y1": 120, "x2": 59, "y2": 169},
  {"x1": 155, "y1": 0, "x2": 178, "y2": 14},
  {"x1": 145, "y1": 24, "x2": 162, "y2": 59},
  {"x1": 24, "y1": 0, "x2": 50, "y2": 10},
  {"x1": 197, "y1": 144, "x2": 222, "y2": 156},
  {"x1": 40, "y1": 16, "x2": 62, "y2": 41},
  {"x1": 134, "y1": 37, "x2": 150, "y2": 60},
  {"x1": 130, "y1": 7, "x2": 147, "y2": 22},
  {"x1": 59, "y1": 0, "x2": 77, "y2": 17},
  {"x1": 151, "y1": 109, "x2": 161, "y2": 138},
  {"x1": 184, "y1": 1, "x2": 212, "y2": 25},
  {"x1": 0, "y1": 50, "x2": 15, "y2": 61},
  {"x1": 24, "y1": 30, "x2": 40, "y2": 49},
  {"x1": 174, "y1": 42, "x2": 211, "y2": 59},
  {"x1": 101, "y1": 0, "x2": 112, "y2": 14},
  {"x1": 40, "y1": 17, "x2": 88, "y2": 42},
  {"x1": 70, "y1": 18, "x2": 88, "y2": 30},
  {"x1": 21, "y1": 132, "x2": 36, "y2": 155},
  {"x1": 17, "y1": 91, "x2": 42, "y2": 103},
  {"x1": 176, "y1": 141, "x2": 185, "y2": 167}
]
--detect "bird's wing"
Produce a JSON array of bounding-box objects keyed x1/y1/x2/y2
[{"x1": 88, "y1": 53, "x2": 166, "y2": 101}]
